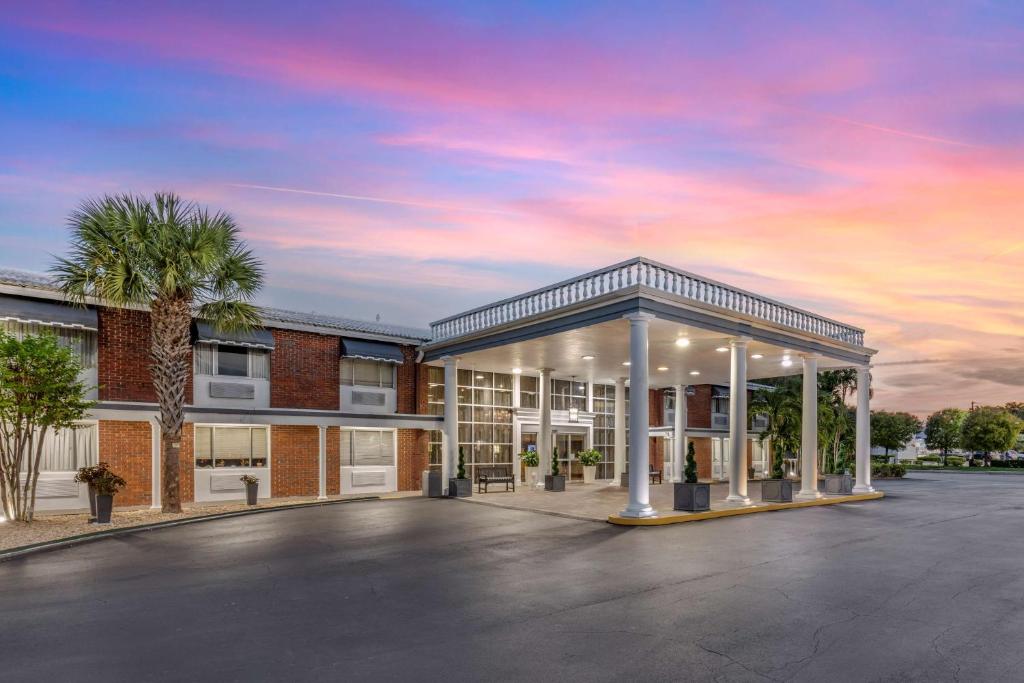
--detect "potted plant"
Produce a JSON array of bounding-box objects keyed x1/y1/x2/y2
[
  {"x1": 93, "y1": 469, "x2": 127, "y2": 524},
  {"x1": 577, "y1": 449, "x2": 601, "y2": 484},
  {"x1": 520, "y1": 449, "x2": 540, "y2": 487},
  {"x1": 761, "y1": 447, "x2": 793, "y2": 502},
  {"x1": 240, "y1": 474, "x2": 260, "y2": 505},
  {"x1": 823, "y1": 461, "x2": 853, "y2": 495},
  {"x1": 448, "y1": 446, "x2": 472, "y2": 497},
  {"x1": 674, "y1": 441, "x2": 710, "y2": 511},
  {"x1": 74, "y1": 461, "x2": 111, "y2": 521},
  {"x1": 545, "y1": 446, "x2": 566, "y2": 491}
]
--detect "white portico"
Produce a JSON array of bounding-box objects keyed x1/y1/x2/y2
[{"x1": 420, "y1": 258, "x2": 877, "y2": 519}]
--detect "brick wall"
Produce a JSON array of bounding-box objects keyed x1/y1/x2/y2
[
  {"x1": 326, "y1": 426, "x2": 340, "y2": 496},
  {"x1": 271, "y1": 425, "x2": 320, "y2": 497},
  {"x1": 686, "y1": 384, "x2": 713, "y2": 429},
  {"x1": 270, "y1": 329, "x2": 339, "y2": 410},
  {"x1": 99, "y1": 420, "x2": 152, "y2": 506},
  {"x1": 396, "y1": 345, "x2": 419, "y2": 414},
  {"x1": 416, "y1": 363, "x2": 432, "y2": 415},
  {"x1": 397, "y1": 428, "x2": 429, "y2": 491},
  {"x1": 690, "y1": 436, "x2": 713, "y2": 480},
  {"x1": 97, "y1": 307, "x2": 193, "y2": 403}
]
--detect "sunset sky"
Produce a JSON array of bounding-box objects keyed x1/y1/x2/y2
[{"x1": 1, "y1": 1, "x2": 1021, "y2": 415}]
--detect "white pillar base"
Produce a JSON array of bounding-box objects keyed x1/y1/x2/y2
[
  {"x1": 619, "y1": 502, "x2": 657, "y2": 518},
  {"x1": 852, "y1": 484, "x2": 875, "y2": 494},
  {"x1": 795, "y1": 489, "x2": 823, "y2": 500},
  {"x1": 725, "y1": 493, "x2": 752, "y2": 505}
]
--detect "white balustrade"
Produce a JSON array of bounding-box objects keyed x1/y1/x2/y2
[{"x1": 429, "y1": 258, "x2": 864, "y2": 346}]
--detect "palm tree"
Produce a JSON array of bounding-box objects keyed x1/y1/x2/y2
[
  {"x1": 750, "y1": 378, "x2": 801, "y2": 475},
  {"x1": 817, "y1": 370, "x2": 857, "y2": 473},
  {"x1": 53, "y1": 193, "x2": 263, "y2": 512}
]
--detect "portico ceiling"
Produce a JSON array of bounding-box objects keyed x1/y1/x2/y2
[{"x1": 426, "y1": 317, "x2": 856, "y2": 387}]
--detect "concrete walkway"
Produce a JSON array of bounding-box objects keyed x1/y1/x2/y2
[{"x1": 460, "y1": 478, "x2": 874, "y2": 523}]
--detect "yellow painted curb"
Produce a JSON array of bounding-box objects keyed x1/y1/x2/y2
[{"x1": 608, "y1": 491, "x2": 885, "y2": 526}]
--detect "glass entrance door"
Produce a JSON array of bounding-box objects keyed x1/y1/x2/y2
[{"x1": 555, "y1": 433, "x2": 586, "y2": 482}]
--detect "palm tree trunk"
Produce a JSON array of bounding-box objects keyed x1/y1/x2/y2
[{"x1": 150, "y1": 296, "x2": 192, "y2": 513}]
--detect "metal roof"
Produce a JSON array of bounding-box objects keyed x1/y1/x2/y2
[{"x1": 0, "y1": 267, "x2": 430, "y2": 343}]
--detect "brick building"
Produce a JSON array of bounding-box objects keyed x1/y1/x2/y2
[{"x1": 1, "y1": 256, "x2": 876, "y2": 517}]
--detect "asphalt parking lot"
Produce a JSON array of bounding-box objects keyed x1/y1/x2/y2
[{"x1": 2, "y1": 472, "x2": 1022, "y2": 682}]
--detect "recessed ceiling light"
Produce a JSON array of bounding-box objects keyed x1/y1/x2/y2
[
  {"x1": 689, "y1": 370, "x2": 700, "y2": 376},
  {"x1": 751, "y1": 354, "x2": 763, "y2": 360},
  {"x1": 675, "y1": 338, "x2": 691, "y2": 348},
  {"x1": 781, "y1": 359, "x2": 793, "y2": 368},
  {"x1": 657, "y1": 366, "x2": 669, "y2": 371},
  {"x1": 512, "y1": 367, "x2": 522, "y2": 374},
  {"x1": 581, "y1": 355, "x2": 595, "y2": 360},
  {"x1": 475, "y1": 374, "x2": 485, "y2": 379},
  {"x1": 715, "y1": 346, "x2": 728, "y2": 353},
  {"x1": 622, "y1": 361, "x2": 631, "y2": 366}
]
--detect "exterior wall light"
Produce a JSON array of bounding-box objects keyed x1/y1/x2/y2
[{"x1": 675, "y1": 338, "x2": 690, "y2": 347}]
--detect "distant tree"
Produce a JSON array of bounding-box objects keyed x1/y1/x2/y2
[
  {"x1": 961, "y1": 407, "x2": 1022, "y2": 459},
  {"x1": 1003, "y1": 402, "x2": 1024, "y2": 420},
  {"x1": 924, "y1": 408, "x2": 966, "y2": 465},
  {"x1": 0, "y1": 333, "x2": 94, "y2": 522},
  {"x1": 871, "y1": 411, "x2": 922, "y2": 461}
]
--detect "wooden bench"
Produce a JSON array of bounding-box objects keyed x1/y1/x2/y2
[{"x1": 478, "y1": 466, "x2": 516, "y2": 493}]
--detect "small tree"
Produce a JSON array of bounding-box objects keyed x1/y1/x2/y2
[
  {"x1": 961, "y1": 407, "x2": 1021, "y2": 459},
  {"x1": 684, "y1": 440, "x2": 698, "y2": 483},
  {"x1": 457, "y1": 445, "x2": 467, "y2": 479},
  {"x1": 0, "y1": 333, "x2": 94, "y2": 522},
  {"x1": 925, "y1": 408, "x2": 966, "y2": 465},
  {"x1": 551, "y1": 446, "x2": 560, "y2": 476},
  {"x1": 871, "y1": 411, "x2": 921, "y2": 462}
]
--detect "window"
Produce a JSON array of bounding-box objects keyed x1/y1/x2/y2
[
  {"x1": 194, "y1": 426, "x2": 269, "y2": 468},
  {"x1": 663, "y1": 392, "x2": 675, "y2": 427},
  {"x1": 712, "y1": 396, "x2": 728, "y2": 415},
  {"x1": 519, "y1": 375, "x2": 538, "y2": 409},
  {"x1": 194, "y1": 343, "x2": 269, "y2": 379},
  {"x1": 341, "y1": 429, "x2": 395, "y2": 467},
  {"x1": 551, "y1": 379, "x2": 587, "y2": 411},
  {"x1": 18, "y1": 422, "x2": 98, "y2": 472},
  {"x1": 340, "y1": 358, "x2": 395, "y2": 388},
  {"x1": 592, "y1": 384, "x2": 629, "y2": 479},
  {"x1": 0, "y1": 321, "x2": 97, "y2": 369}
]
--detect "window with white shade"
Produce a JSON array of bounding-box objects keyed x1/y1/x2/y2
[
  {"x1": 340, "y1": 358, "x2": 395, "y2": 388},
  {"x1": 0, "y1": 321, "x2": 97, "y2": 369},
  {"x1": 194, "y1": 343, "x2": 269, "y2": 379},
  {"x1": 194, "y1": 425, "x2": 269, "y2": 468},
  {"x1": 17, "y1": 422, "x2": 98, "y2": 472},
  {"x1": 341, "y1": 429, "x2": 395, "y2": 467}
]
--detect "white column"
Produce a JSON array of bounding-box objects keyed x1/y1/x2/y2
[
  {"x1": 317, "y1": 425, "x2": 328, "y2": 500},
  {"x1": 673, "y1": 384, "x2": 686, "y2": 482},
  {"x1": 621, "y1": 312, "x2": 656, "y2": 518},
  {"x1": 538, "y1": 368, "x2": 553, "y2": 485},
  {"x1": 443, "y1": 356, "x2": 459, "y2": 494},
  {"x1": 853, "y1": 365, "x2": 875, "y2": 493},
  {"x1": 797, "y1": 354, "x2": 822, "y2": 499},
  {"x1": 614, "y1": 376, "x2": 626, "y2": 483},
  {"x1": 727, "y1": 338, "x2": 751, "y2": 504},
  {"x1": 149, "y1": 417, "x2": 161, "y2": 509}
]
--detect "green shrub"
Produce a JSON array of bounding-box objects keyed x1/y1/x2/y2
[
  {"x1": 918, "y1": 455, "x2": 941, "y2": 463},
  {"x1": 457, "y1": 446, "x2": 466, "y2": 479},
  {"x1": 871, "y1": 462, "x2": 906, "y2": 478},
  {"x1": 945, "y1": 456, "x2": 965, "y2": 467},
  {"x1": 685, "y1": 441, "x2": 698, "y2": 483},
  {"x1": 577, "y1": 449, "x2": 602, "y2": 466},
  {"x1": 552, "y1": 446, "x2": 560, "y2": 476},
  {"x1": 520, "y1": 450, "x2": 539, "y2": 468}
]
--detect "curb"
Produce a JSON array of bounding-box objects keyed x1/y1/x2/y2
[
  {"x1": 451, "y1": 495, "x2": 606, "y2": 524},
  {"x1": 0, "y1": 496, "x2": 380, "y2": 563}
]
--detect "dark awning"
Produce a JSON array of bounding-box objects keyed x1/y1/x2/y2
[
  {"x1": 341, "y1": 338, "x2": 404, "y2": 363},
  {"x1": 194, "y1": 321, "x2": 275, "y2": 350},
  {"x1": 0, "y1": 294, "x2": 97, "y2": 330},
  {"x1": 711, "y1": 385, "x2": 729, "y2": 398}
]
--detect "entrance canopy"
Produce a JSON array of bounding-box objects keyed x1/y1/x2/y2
[{"x1": 420, "y1": 257, "x2": 874, "y2": 381}]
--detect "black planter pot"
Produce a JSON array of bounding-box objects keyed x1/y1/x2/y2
[
  {"x1": 87, "y1": 484, "x2": 98, "y2": 520},
  {"x1": 544, "y1": 474, "x2": 566, "y2": 492},
  {"x1": 245, "y1": 481, "x2": 259, "y2": 505},
  {"x1": 448, "y1": 478, "x2": 472, "y2": 497},
  {"x1": 824, "y1": 473, "x2": 853, "y2": 495},
  {"x1": 761, "y1": 479, "x2": 793, "y2": 503},
  {"x1": 674, "y1": 482, "x2": 711, "y2": 512},
  {"x1": 619, "y1": 472, "x2": 629, "y2": 488},
  {"x1": 95, "y1": 493, "x2": 114, "y2": 524}
]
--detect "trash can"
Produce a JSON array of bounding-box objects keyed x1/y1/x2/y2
[{"x1": 422, "y1": 469, "x2": 443, "y2": 497}]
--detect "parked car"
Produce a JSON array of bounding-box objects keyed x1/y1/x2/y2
[{"x1": 1003, "y1": 450, "x2": 1022, "y2": 461}]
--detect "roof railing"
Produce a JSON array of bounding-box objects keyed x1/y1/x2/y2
[{"x1": 429, "y1": 257, "x2": 864, "y2": 347}]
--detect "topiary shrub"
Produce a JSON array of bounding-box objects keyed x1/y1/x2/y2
[
  {"x1": 457, "y1": 445, "x2": 467, "y2": 479},
  {"x1": 551, "y1": 446, "x2": 560, "y2": 476},
  {"x1": 684, "y1": 441, "x2": 698, "y2": 483},
  {"x1": 770, "y1": 446, "x2": 784, "y2": 480}
]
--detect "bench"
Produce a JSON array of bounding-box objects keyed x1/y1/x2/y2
[
  {"x1": 649, "y1": 465, "x2": 663, "y2": 484},
  {"x1": 478, "y1": 466, "x2": 516, "y2": 493}
]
